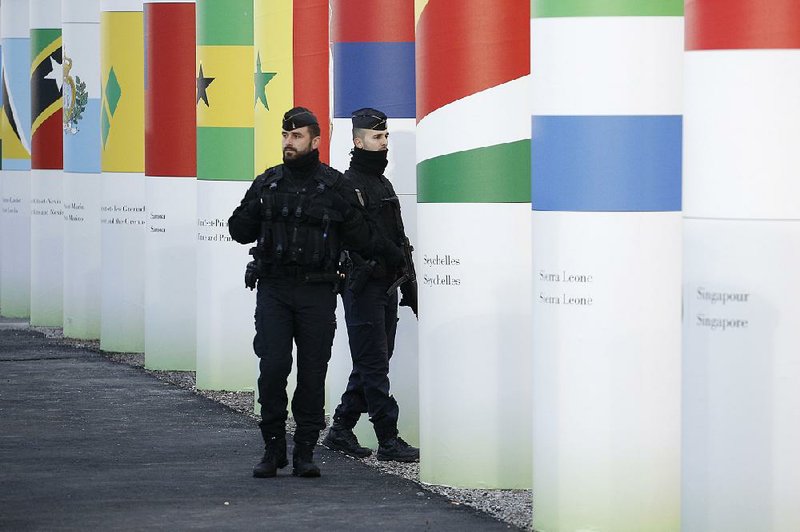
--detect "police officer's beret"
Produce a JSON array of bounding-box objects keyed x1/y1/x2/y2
[
  {"x1": 351, "y1": 108, "x2": 387, "y2": 130},
  {"x1": 282, "y1": 107, "x2": 318, "y2": 131}
]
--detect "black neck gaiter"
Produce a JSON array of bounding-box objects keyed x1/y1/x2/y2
[
  {"x1": 350, "y1": 147, "x2": 389, "y2": 176},
  {"x1": 283, "y1": 148, "x2": 321, "y2": 181}
]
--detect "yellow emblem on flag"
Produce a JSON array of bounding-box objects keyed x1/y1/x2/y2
[
  {"x1": 254, "y1": 0, "x2": 293, "y2": 171},
  {"x1": 196, "y1": 45, "x2": 255, "y2": 129},
  {"x1": 101, "y1": 11, "x2": 144, "y2": 173}
]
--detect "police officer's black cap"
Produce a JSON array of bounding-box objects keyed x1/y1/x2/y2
[
  {"x1": 282, "y1": 107, "x2": 318, "y2": 131},
  {"x1": 351, "y1": 108, "x2": 387, "y2": 130}
]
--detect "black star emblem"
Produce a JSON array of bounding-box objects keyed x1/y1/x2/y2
[{"x1": 196, "y1": 64, "x2": 215, "y2": 107}]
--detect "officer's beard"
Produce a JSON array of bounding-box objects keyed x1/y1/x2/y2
[{"x1": 283, "y1": 148, "x2": 320, "y2": 180}]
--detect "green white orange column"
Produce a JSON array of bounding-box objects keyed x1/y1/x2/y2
[
  {"x1": 62, "y1": 0, "x2": 101, "y2": 340},
  {"x1": 531, "y1": 1, "x2": 683, "y2": 530},
  {"x1": 415, "y1": 0, "x2": 532, "y2": 488},
  {"x1": 100, "y1": 0, "x2": 145, "y2": 352},
  {"x1": 683, "y1": 1, "x2": 800, "y2": 529},
  {"x1": 144, "y1": 0, "x2": 196, "y2": 370},
  {"x1": 29, "y1": 0, "x2": 63, "y2": 326},
  {"x1": 0, "y1": 0, "x2": 32, "y2": 318},
  {"x1": 195, "y1": 0, "x2": 254, "y2": 391}
]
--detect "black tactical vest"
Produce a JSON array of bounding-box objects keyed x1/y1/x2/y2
[{"x1": 252, "y1": 165, "x2": 343, "y2": 275}]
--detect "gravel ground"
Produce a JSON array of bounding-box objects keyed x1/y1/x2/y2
[{"x1": 31, "y1": 325, "x2": 533, "y2": 530}]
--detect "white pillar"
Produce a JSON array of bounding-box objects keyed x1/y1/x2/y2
[
  {"x1": 683, "y1": 2, "x2": 800, "y2": 530},
  {"x1": 530, "y1": 2, "x2": 684, "y2": 530},
  {"x1": 416, "y1": 0, "x2": 532, "y2": 488},
  {"x1": 62, "y1": 0, "x2": 101, "y2": 339},
  {"x1": 0, "y1": 0, "x2": 31, "y2": 319}
]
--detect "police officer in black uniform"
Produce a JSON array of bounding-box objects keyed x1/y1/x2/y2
[
  {"x1": 322, "y1": 108, "x2": 420, "y2": 462},
  {"x1": 228, "y1": 107, "x2": 374, "y2": 479}
]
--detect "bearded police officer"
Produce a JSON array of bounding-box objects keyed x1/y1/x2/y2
[
  {"x1": 228, "y1": 107, "x2": 375, "y2": 479},
  {"x1": 322, "y1": 108, "x2": 420, "y2": 462}
]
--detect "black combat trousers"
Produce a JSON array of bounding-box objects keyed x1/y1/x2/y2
[
  {"x1": 333, "y1": 278, "x2": 400, "y2": 441},
  {"x1": 254, "y1": 278, "x2": 337, "y2": 445}
]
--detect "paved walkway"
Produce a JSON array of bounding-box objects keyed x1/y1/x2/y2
[{"x1": 0, "y1": 323, "x2": 513, "y2": 531}]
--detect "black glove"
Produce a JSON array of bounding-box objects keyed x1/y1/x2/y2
[{"x1": 399, "y1": 280, "x2": 418, "y2": 317}]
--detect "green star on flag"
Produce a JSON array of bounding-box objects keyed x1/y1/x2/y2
[{"x1": 254, "y1": 52, "x2": 277, "y2": 109}]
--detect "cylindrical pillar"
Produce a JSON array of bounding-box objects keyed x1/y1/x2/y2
[
  {"x1": 0, "y1": 0, "x2": 31, "y2": 318},
  {"x1": 143, "y1": 0, "x2": 196, "y2": 370},
  {"x1": 416, "y1": 0, "x2": 531, "y2": 488},
  {"x1": 327, "y1": 0, "x2": 418, "y2": 449},
  {"x1": 683, "y1": 2, "x2": 800, "y2": 530},
  {"x1": 29, "y1": 0, "x2": 63, "y2": 326},
  {"x1": 100, "y1": 0, "x2": 145, "y2": 352},
  {"x1": 251, "y1": 0, "x2": 330, "y2": 402},
  {"x1": 530, "y1": 1, "x2": 683, "y2": 530},
  {"x1": 62, "y1": 0, "x2": 101, "y2": 339},
  {"x1": 195, "y1": 0, "x2": 254, "y2": 390}
]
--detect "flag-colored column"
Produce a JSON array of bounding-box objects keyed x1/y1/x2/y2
[
  {"x1": 253, "y1": 0, "x2": 329, "y2": 173},
  {"x1": 196, "y1": 0, "x2": 254, "y2": 390},
  {"x1": 530, "y1": 2, "x2": 683, "y2": 530},
  {"x1": 144, "y1": 0, "x2": 196, "y2": 370},
  {"x1": 683, "y1": 2, "x2": 800, "y2": 530},
  {"x1": 100, "y1": 0, "x2": 145, "y2": 352},
  {"x1": 251, "y1": 0, "x2": 330, "y2": 405},
  {"x1": 327, "y1": 0, "x2": 418, "y2": 449},
  {"x1": 0, "y1": 0, "x2": 31, "y2": 319},
  {"x1": 62, "y1": 0, "x2": 101, "y2": 340},
  {"x1": 416, "y1": 0, "x2": 532, "y2": 488},
  {"x1": 29, "y1": 0, "x2": 63, "y2": 327}
]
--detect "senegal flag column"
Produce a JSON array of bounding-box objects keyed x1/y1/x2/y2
[
  {"x1": 100, "y1": 0, "x2": 145, "y2": 352},
  {"x1": 530, "y1": 2, "x2": 683, "y2": 530},
  {"x1": 144, "y1": 0, "x2": 196, "y2": 370},
  {"x1": 416, "y1": 0, "x2": 532, "y2": 488},
  {"x1": 0, "y1": 0, "x2": 31, "y2": 318},
  {"x1": 683, "y1": 2, "x2": 800, "y2": 529},
  {"x1": 62, "y1": 0, "x2": 101, "y2": 339},
  {"x1": 328, "y1": 0, "x2": 418, "y2": 449},
  {"x1": 29, "y1": 0, "x2": 63, "y2": 327},
  {"x1": 252, "y1": 0, "x2": 329, "y2": 403},
  {"x1": 195, "y1": 0, "x2": 254, "y2": 390}
]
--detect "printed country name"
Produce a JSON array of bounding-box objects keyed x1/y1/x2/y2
[
  {"x1": 32, "y1": 198, "x2": 61, "y2": 204},
  {"x1": 102, "y1": 204, "x2": 146, "y2": 213},
  {"x1": 539, "y1": 270, "x2": 593, "y2": 283},
  {"x1": 100, "y1": 217, "x2": 146, "y2": 226},
  {"x1": 538, "y1": 293, "x2": 593, "y2": 306},
  {"x1": 150, "y1": 213, "x2": 167, "y2": 233},
  {"x1": 197, "y1": 232, "x2": 233, "y2": 243},
  {"x1": 695, "y1": 315, "x2": 749, "y2": 331},
  {"x1": 2, "y1": 197, "x2": 22, "y2": 204},
  {"x1": 197, "y1": 218, "x2": 228, "y2": 228},
  {"x1": 697, "y1": 287, "x2": 750, "y2": 305},
  {"x1": 423, "y1": 274, "x2": 461, "y2": 287},
  {"x1": 423, "y1": 254, "x2": 460, "y2": 266},
  {"x1": 64, "y1": 202, "x2": 85, "y2": 210},
  {"x1": 1, "y1": 207, "x2": 19, "y2": 214},
  {"x1": 32, "y1": 208, "x2": 64, "y2": 216}
]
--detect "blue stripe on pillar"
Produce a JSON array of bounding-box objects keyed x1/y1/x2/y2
[
  {"x1": 532, "y1": 115, "x2": 682, "y2": 212},
  {"x1": 333, "y1": 42, "x2": 415, "y2": 118}
]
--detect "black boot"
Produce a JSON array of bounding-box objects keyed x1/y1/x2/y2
[
  {"x1": 253, "y1": 435, "x2": 288, "y2": 478},
  {"x1": 292, "y1": 441, "x2": 321, "y2": 477},
  {"x1": 322, "y1": 425, "x2": 372, "y2": 458},
  {"x1": 377, "y1": 435, "x2": 419, "y2": 463}
]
